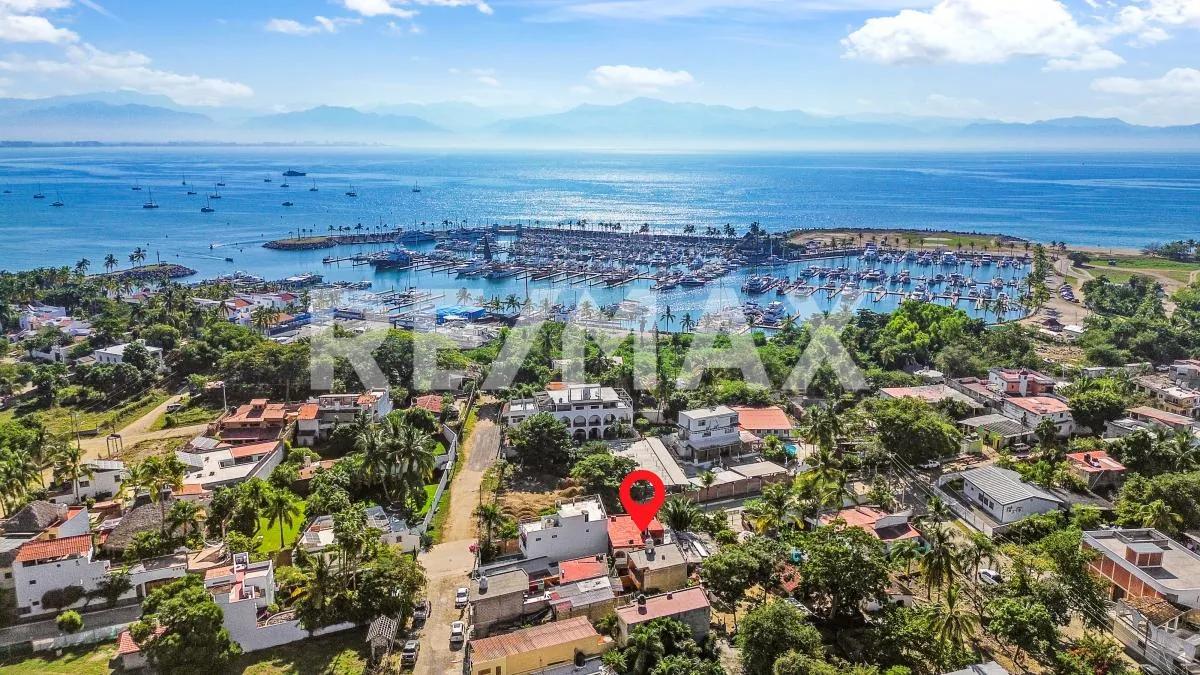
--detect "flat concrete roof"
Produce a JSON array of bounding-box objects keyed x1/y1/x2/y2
[{"x1": 1085, "y1": 529, "x2": 1200, "y2": 593}]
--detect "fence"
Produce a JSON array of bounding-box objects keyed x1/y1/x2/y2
[
  {"x1": 419, "y1": 422, "x2": 459, "y2": 533},
  {"x1": 31, "y1": 622, "x2": 128, "y2": 652}
]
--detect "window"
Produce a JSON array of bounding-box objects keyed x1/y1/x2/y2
[{"x1": 29, "y1": 580, "x2": 36, "y2": 584}]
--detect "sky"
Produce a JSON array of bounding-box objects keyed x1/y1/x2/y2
[{"x1": 0, "y1": 0, "x2": 1198, "y2": 124}]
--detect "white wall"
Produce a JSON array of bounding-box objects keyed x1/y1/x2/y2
[
  {"x1": 520, "y1": 512, "x2": 609, "y2": 563},
  {"x1": 13, "y1": 554, "x2": 110, "y2": 617}
]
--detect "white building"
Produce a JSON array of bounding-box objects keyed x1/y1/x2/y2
[
  {"x1": 501, "y1": 384, "x2": 634, "y2": 442},
  {"x1": 955, "y1": 466, "x2": 1064, "y2": 525},
  {"x1": 519, "y1": 496, "x2": 609, "y2": 564},
  {"x1": 998, "y1": 396, "x2": 1075, "y2": 437},
  {"x1": 12, "y1": 534, "x2": 110, "y2": 617},
  {"x1": 47, "y1": 459, "x2": 128, "y2": 505},
  {"x1": 674, "y1": 407, "x2": 740, "y2": 460},
  {"x1": 92, "y1": 341, "x2": 164, "y2": 366},
  {"x1": 176, "y1": 440, "x2": 283, "y2": 490},
  {"x1": 295, "y1": 389, "x2": 393, "y2": 446}
]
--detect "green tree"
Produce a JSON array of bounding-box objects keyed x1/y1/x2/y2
[
  {"x1": 51, "y1": 443, "x2": 93, "y2": 503},
  {"x1": 930, "y1": 584, "x2": 979, "y2": 650},
  {"x1": 796, "y1": 524, "x2": 890, "y2": 621},
  {"x1": 737, "y1": 600, "x2": 823, "y2": 675},
  {"x1": 166, "y1": 500, "x2": 203, "y2": 540},
  {"x1": 131, "y1": 575, "x2": 241, "y2": 674},
  {"x1": 659, "y1": 497, "x2": 701, "y2": 532},
  {"x1": 507, "y1": 412, "x2": 572, "y2": 469},
  {"x1": 262, "y1": 487, "x2": 302, "y2": 550},
  {"x1": 869, "y1": 397, "x2": 961, "y2": 464},
  {"x1": 985, "y1": 596, "x2": 1056, "y2": 664},
  {"x1": 570, "y1": 452, "x2": 637, "y2": 510},
  {"x1": 56, "y1": 610, "x2": 83, "y2": 633},
  {"x1": 1067, "y1": 388, "x2": 1127, "y2": 434}
]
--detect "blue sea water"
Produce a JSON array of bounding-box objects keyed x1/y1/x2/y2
[{"x1": 0, "y1": 148, "x2": 1196, "y2": 326}]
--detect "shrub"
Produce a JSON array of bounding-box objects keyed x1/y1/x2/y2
[{"x1": 56, "y1": 610, "x2": 83, "y2": 633}]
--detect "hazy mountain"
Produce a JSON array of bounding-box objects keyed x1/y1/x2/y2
[
  {"x1": 366, "y1": 101, "x2": 550, "y2": 131},
  {"x1": 243, "y1": 106, "x2": 445, "y2": 140},
  {"x1": 0, "y1": 100, "x2": 215, "y2": 141}
]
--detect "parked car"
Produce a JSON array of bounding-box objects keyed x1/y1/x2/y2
[
  {"x1": 978, "y1": 569, "x2": 1003, "y2": 586},
  {"x1": 400, "y1": 640, "x2": 420, "y2": 666},
  {"x1": 455, "y1": 587, "x2": 469, "y2": 608},
  {"x1": 413, "y1": 600, "x2": 430, "y2": 624},
  {"x1": 450, "y1": 621, "x2": 466, "y2": 646},
  {"x1": 918, "y1": 459, "x2": 941, "y2": 470}
]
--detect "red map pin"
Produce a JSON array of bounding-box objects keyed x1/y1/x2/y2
[{"x1": 619, "y1": 469, "x2": 666, "y2": 531}]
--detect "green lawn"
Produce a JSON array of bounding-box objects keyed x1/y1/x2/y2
[
  {"x1": 0, "y1": 642, "x2": 117, "y2": 675},
  {"x1": 415, "y1": 483, "x2": 439, "y2": 518},
  {"x1": 0, "y1": 391, "x2": 169, "y2": 436},
  {"x1": 232, "y1": 628, "x2": 368, "y2": 675},
  {"x1": 1092, "y1": 255, "x2": 1200, "y2": 283},
  {"x1": 257, "y1": 502, "x2": 308, "y2": 554},
  {"x1": 1086, "y1": 269, "x2": 1156, "y2": 286},
  {"x1": 148, "y1": 396, "x2": 223, "y2": 431}
]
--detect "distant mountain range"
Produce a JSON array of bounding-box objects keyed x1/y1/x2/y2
[{"x1": 2, "y1": 92, "x2": 1198, "y2": 149}]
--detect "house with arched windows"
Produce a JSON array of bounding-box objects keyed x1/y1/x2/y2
[{"x1": 501, "y1": 383, "x2": 634, "y2": 441}]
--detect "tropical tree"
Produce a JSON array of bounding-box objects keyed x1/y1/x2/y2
[
  {"x1": 659, "y1": 306, "x2": 676, "y2": 332},
  {"x1": 52, "y1": 443, "x2": 92, "y2": 503},
  {"x1": 679, "y1": 313, "x2": 696, "y2": 332},
  {"x1": 130, "y1": 454, "x2": 187, "y2": 534},
  {"x1": 262, "y1": 488, "x2": 302, "y2": 550},
  {"x1": 166, "y1": 500, "x2": 203, "y2": 540},
  {"x1": 931, "y1": 584, "x2": 979, "y2": 650},
  {"x1": 801, "y1": 404, "x2": 841, "y2": 454},
  {"x1": 1137, "y1": 499, "x2": 1183, "y2": 532},
  {"x1": 919, "y1": 526, "x2": 960, "y2": 597},
  {"x1": 659, "y1": 497, "x2": 700, "y2": 532},
  {"x1": 74, "y1": 258, "x2": 90, "y2": 275},
  {"x1": 104, "y1": 254, "x2": 118, "y2": 273}
]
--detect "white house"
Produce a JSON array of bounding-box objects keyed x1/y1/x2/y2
[
  {"x1": 955, "y1": 466, "x2": 1064, "y2": 525},
  {"x1": 47, "y1": 459, "x2": 128, "y2": 505},
  {"x1": 674, "y1": 407, "x2": 740, "y2": 461},
  {"x1": 176, "y1": 440, "x2": 283, "y2": 490},
  {"x1": 519, "y1": 496, "x2": 609, "y2": 564},
  {"x1": 502, "y1": 384, "x2": 634, "y2": 442},
  {"x1": 998, "y1": 396, "x2": 1075, "y2": 437},
  {"x1": 92, "y1": 341, "x2": 164, "y2": 366},
  {"x1": 295, "y1": 389, "x2": 393, "y2": 446},
  {"x1": 12, "y1": 534, "x2": 110, "y2": 617}
]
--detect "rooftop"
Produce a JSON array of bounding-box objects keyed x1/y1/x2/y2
[
  {"x1": 472, "y1": 568, "x2": 530, "y2": 601},
  {"x1": 627, "y1": 543, "x2": 686, "y2": 571},
  {"x1": 615, "y1": 586, "x2": 710, "y2": 626},
  {"x1": 1003, "y1": 395, "x2": 1071, "y2": 415},
  {"x1": 678, "y1": 406, "x2": 736, "y2": 422},
  {"x1": 469, "y1": 617, "x2": 600, "y2": 662},
  {"x1": 15, "y1": 533, "x2": 92, "y2": 563},
  {"x1": 413, "y1": 394, "x2": 443, "y2": 414},
  {"x1": 730, "y1": 405, "x2": 791, "y2": 432},
  {"x1": 879, "y1": 384, "x2": 981, "y2": 408},
  {"x1": 958, "y1": 413, "x2": 1034, "y2": 439},
  {"x1": 548, "y1": 576, "x2": 618, "y2": 613},
  {"x1": 820, "y1": 506, "x2": 921, "y2": 543},
  {"x1": 559, "y1": 555, "x2": 609, "y2": 584},
  {"x1": 960, "y1": 466, "x2": 1064, "y2": 506},
  {"x1": 729, "y1": 460, "x2": 787, "y2": 479},
  {"x1": 607, "y1": 514, "x2": 664, "y2": 550},
  {"x1": 1085, "y1": 528, "x2": 1200, "y2": 594},
  {"x1": 615, "y1": 437, "x2": 690, "y2": 489},
  {"x1": 1128, "y1": 405, "x2": 1195, "y2": 428},
  {"x1": 1065, "y1": 450, "x2": 1126, "y2": 473}
]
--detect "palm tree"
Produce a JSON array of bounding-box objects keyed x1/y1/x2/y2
[
  {"x1": 1137, "y1": 499, "x2": 1183, "y2": 532},
  {"x1": 129, "y1": 247, "x2": 147, "y2": 267},
  {"x1": 74, "y1": 258, "x2": 90, "y2": 276},
  {"x1": 659, "y1": 497, "x2": 700, "y2": 532},
  {"x1": 385, "y1": 419, "x2": 437, "y2": 499},
  {"x1": 801, "y1": 404, "x2": 842, "y2": 454},
  {"x1": 761, "y1": 434, "x2": 786, "y2": 463},
  {"x1": 262, "y1": 488, "x2": 302, "y2": 550},
  {"x1": 166, "y1": 499, "x2": 203, "y2": 540},
  {"x1": 679, "y1": 312, "x2": 696, "y2": 332},
  {"x1": 889, "y1": 539, "x2": 922, "y2": 577},
  {"x1": 250, "y1": 305, "x2": 277, "y2": 335},
  {"x1": 129, "y1": 454, "x2": 186, "y2": 534},
  {"x1": 103, "y1": 254, "x2": 118, "y2": 273},
  {"x1": 961, "y1": 531, "x2": 997, "y2": 578},
  {"x1": 920, "y1": 525, "x2": 960, "y2": 598},
  {"x1": 626, "y1": 625, "x2": 666, "y2": 675},
  {"x1": 931, "y1": 584, "x2": 980, "y2": 650},
  {"x1": 52, "y1": 444, "x2": 93, "y2": 503},
  {"x1": 456, "y1": 287, "x2": 470, "y2": 304},
  {"x1": 356, "y1": 422, "x2": 393, "y2": 502},
  {"x1": 659, "y1": 305, "x2": 675, "y2": 332},
  {"x1": 475, "y1": 502, "x2": 506, "y2": 550}
]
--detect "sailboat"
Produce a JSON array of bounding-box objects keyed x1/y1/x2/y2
[
  {"x1": 280, "y1": 179, "x2": 290, "y2": 188},
  {"x1": 201, "y1": 197, "x2": 215, "y2": 213},
  {"x1": 186, "y1": 187, "x2": 197, "y2": 195},
  {"x1": 309, "y1": 180, "x2": 318, "y2": 192},
  {"x1": 182, "y1": 174, "x2": 188, "y2": 186},
  {"x1": 131, "y1": 180, "x2": 142, "y2": 191},
  {"x1": 142, "y1": 190, "x2": 159, "y2": 209},
  {"x1": 263, "y1": 175, "x2": 272, "y2": 183},
  {"x1": 209, "y1": 185, "x2": 222, "y2": 199},
  {"x1": 33, "y1": 184, "x2": 45, "y2": 199},
  {"x1": 412, "y1": 181, "x2": 421, "y2": 193},
  {"x1": 216, "y1": 178, "x2": 226, "y2": 187},
  {"x1": 345, "y1": 185, "x2": 358, "y2": 197},
  {"x1": 51, "y1": 192, "x2": 64, "y2": 207}
]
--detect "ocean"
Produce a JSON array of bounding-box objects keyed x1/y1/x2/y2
[{"x1": 0, "y1": 148, "x2": 1196, "y2": 326}]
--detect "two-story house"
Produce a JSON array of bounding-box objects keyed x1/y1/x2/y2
[
  {"x1": 501, "y1": 383, "x2": 633, "y2": 442},
  {"x1": 674, "y1": 407, "x2": 740, "y2": 461}
]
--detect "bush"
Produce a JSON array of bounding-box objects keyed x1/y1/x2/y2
[{"x1": 56, "y1": 610, "x2": 84, "y2": 633}]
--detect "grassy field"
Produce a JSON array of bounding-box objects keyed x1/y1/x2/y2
[
  {"x1": 257, "y1": 501, "x2": 308, "y2": 554},
  {"x1": 0, "y1": 642, "x2": 117, "y2": 675},
  {"x1": 415, "y1": 483, "x2": 439, "y2": 518},
  {"x1": 0, "y1": 391, "x2": 169, "y2": 436},
  {"x1": 788, "y1": 228, "x2": 1030, "y2": 253},
  {"x1": 148, "y1": 396, "x2": 222, "y2": 431},
  {"x1": 1084, "y1": 269, "x2": 1157, "y2": 286},
  {"x1": 118, "y1": 435, "x2": 189, "y2": 463},
  {"x1": 232, "y1": 628, "x2": 368, "y2": 675},
  {"x1": 1088, "y1": 255, "x2": 1200, "y2": 284}
]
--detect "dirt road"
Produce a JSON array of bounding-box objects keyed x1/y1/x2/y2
[
  {"x1": 77, "y1": 394, "x2": 208, "y2": 461},
  {"x1": 415, "y1": 405, "x2": 502, "y2": 675}
]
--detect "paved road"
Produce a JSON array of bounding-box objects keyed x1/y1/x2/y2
[
  {"x1": 415, "y1": 406, "x2": 502, "y2": 675},
  {"x1": 0, "y1": 603, "x2": 142, "y2": 647}
]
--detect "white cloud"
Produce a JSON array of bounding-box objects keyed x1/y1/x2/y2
[
  {"x1": 534, "y1": 0, "x2": 936, "y2": 22},
  {"x1": 265, "y1": 15, "x2": 360, "y2": 36},
  {"x1": 477, "y1": 74, "x2": 500, "y2": 86},
  {"x1": 0, "y1": 5, "x2": 77, "y2": 43},
  {"x1": 0, "y1": 43, "x2": 253, "y2": 105},
  {"x1": 1092, "y1": 67, "x2": 1200, "y2": 95},
  {"x1": 843, "y1": 0, "x2": 1122, "y2": 71},
  {"x1": 1112, "y1": 0, "x2": 1200, "y2": 44},
  {"x1": 588, "y1": 65, "x2": 694, "y2": 92},
  {"x1": 340, "y1": 0, "x2": 492, "y2": 18}
]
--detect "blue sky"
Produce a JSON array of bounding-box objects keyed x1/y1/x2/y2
[{"x1": 1, "y1": 0, "x2": 1198, "y2": 124}]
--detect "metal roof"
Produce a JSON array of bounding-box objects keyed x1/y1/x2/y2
[
  {"x1": 960, "y1": 466, "x2": 1063, "y2": 506},
  {"x1": 469, "y1": 617, "x2": 599, "y2": 662},
  {"x1": 958, "y1": 413, "x2": 1034, "y2": 439}
]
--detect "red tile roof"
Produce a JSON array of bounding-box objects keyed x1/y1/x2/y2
[
  {"x1": 731, "y1": 406, "x2": 792, "y2": 432},
  {"x1": 297, "y1": 459, "x2": 337, "y2": 480},
  {"x1": 820, "y1": 506, "x2": 921, "y2": 544},
  {"x1": 607, "y1": 514, "x2": 664, "y2": 550},
  {"x1": 173, "y1": 483, "x2": 211, "y2": 497},
  {"x1": 1129, "y1": 405, "x2": 1194, "y2": 428},
  {"x1": 297, "y1": 403, "x2": 319, "y2": 421},
  {"x1": 229, "y1": 440, "x2": 281, "y2": 459},
  {"x1": 1005, "y1": 395, "x2": 1070, "y2": 415},
  {"x1": 469, "y1": 617, "x2": 599, "y2": 662},
  {"x1": 14, "y1": 534, "x2": 92, "y2": 563},
  {"x1": 559, "y1": 556, "x2": 608, "y2": 583},
  {"x1": 413, "y1": 394, "x2": 443, "y2": 414},
  {"x1": 1066, "y1": 450, "x2": 1126, "y2": 473},
  {"x1": 616, "y1": 587, "x2": 710, "y2": 626},
  {"x1": 117, "y1": 626, "x2": 165, "y2": 655}
]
